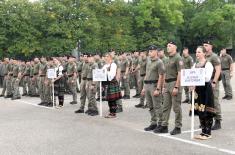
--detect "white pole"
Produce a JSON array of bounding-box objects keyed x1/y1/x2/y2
[
  {"x1": 52, "y1": 79, "x2": 55, "y2": 108},
  {"x1": 100, "y1": 81, "x2": 102, "y2": 117},
  {"x1": 191, "y1": 90, "x2": 195, "y2": 139}
]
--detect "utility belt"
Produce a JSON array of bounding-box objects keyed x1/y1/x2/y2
[
  {"x1": 222, "y1": 68, "x2": 229, "y2": 71},
  {"x1": 30, "y1": 76, "x2": 33, "y2": 78},
  {"x1": 9, "y1": 73, "x2": 13, "y2": 76},
  {"x1": 82, "y1": 77, "x2": 87, "y2": 80},
  {"x1": 87, "y1": 78, "x2": 93, "y2": 81},
  {"x1": 121, "y1": 71, "x2": 125, "y2": 73},
  {"x1": 13, "y1": 76, "x2": 18, "y2": 78},
  {"x1": 24, "y1": 74, "x2": 30, "y2": 76},
  {"x1": 140, "y1": 74, "x2": 146, "y2": 77},
  {"x1": 40, "y1": 75, "x2": 46, "y2": 77},
  {"x1": 68, "y1": 74, "x2": 73, "y2": 77},
  {"x1": 144, "y1": 80, "x2": 158, "y2": 84},
  {"x1": 165, "y1": 78, "x2": 177, "y2": 83},
  {"x1": 34, "y1": 73, "x2": 38, "y2": 76}
]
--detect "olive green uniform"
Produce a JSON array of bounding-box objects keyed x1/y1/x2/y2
[
  {"x1": 138, "y1": 57, "x2": 147, "y2": 106},
  {"x1": 33, "y1": 62, "x2": 40, "y2": 96},
  {"x1": 67, "y1": 62, "x2": 77, "y2": 103},
  {"x1": 29, "y1": 65, "x2": 37, "y2": 96},
  {"x1": 6, "y1": 64, "x2": 13, "y2": 97},
  {"x1": 86, "y1": 62, "x2": 98, "y2": 112},
  {"x1": 1, "y1": 63, "x2": 8, "y2": 96},
  {"x1": 220, "y1": 53, "x2": 233, "y2": 98},
  {"x1": 162, "y1": 53, "x2": 183, "y2": 128},
  {"x1": 131, "y1": 56, "x2": 140, "y2": 95},
  {"x1": 79, "y1": 61, "x2": 89, "y2": 109},
  {"x1": 182, "y1": 55, "x2": 194, "y2": 101},
  {"x1": 206, "y1": 52, "x2": 222, "y2": 121},
  {"x1": 120, "y1": 58, "x2": 130, "y2": 97},
  {"x1": 22, "y1": 65, "x2": 30, "y2": 95},
  {"x1": 39, "y1": 62, "x2": 48, "y2": 103},
  {"x1": 12, "y1": 64, "x2": 20, "y2": 99},
  {"x1": 145, "y1": 58, "x2": 165, "y2": 125}
]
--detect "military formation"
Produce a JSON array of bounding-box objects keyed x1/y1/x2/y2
[{"x1": 0, "y1": 40, "x2": 234, "y2": 135}]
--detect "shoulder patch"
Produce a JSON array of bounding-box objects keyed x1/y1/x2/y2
[{"x1": 179, "y1": 60, "x2": 184, "y2": 66}]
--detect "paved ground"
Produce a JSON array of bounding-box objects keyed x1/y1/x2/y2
[{"x1": 0, "y1": 73, "x2": 235, "y2": 155}]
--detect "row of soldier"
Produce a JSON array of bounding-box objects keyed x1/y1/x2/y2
[{"x1": 0, "y1": 40, "x2": 233, "y2": 134}]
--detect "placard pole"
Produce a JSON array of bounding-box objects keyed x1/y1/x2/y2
[
  {"x1": 191, "y1": 90, "x2": 195, "y2": 139},
  {"x1": 52, "y1": 79, "x2": 55, "y2": 108},
  {"x1": 100, "y1": 81, "x2": 102, "y2": 117}
]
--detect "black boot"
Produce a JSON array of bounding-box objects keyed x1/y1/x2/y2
[
  {"x1": 144, "y1": 124, "x2": 157, "y2": 131},
  {"x1": 211, "y1": 120, "x2": 221, "y2": 130},
  {"x1": 170, "y1": 127, "x2": 181, "y2": 135},
  {"x1": 182, "y1": 99, "x2": 189, "y2": 103},
  {"x1": 135, "y1": 103, "x2": 144, "y2": 108},
  {"x1": 154, "y1": 126, "x2": 168, "y2": 133},
  {"x1": 75, "y1": 109, "x2": 84, "y2": 113},
  {"x1": 116, "y1": 106, "x2": 123, "y2": 113}
]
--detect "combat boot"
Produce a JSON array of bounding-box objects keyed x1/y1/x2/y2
[
  {"x1": 170, "y1": 127, "x2": 181, "y2": 135},
  {"x1": 144, "y1": 124, "x2": 157, "y2": 131}
]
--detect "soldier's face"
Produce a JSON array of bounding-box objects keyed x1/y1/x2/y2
[
  {"x1": 183, "y1": 49, "x2": 188, "y2": 56},
  {"x1": 203, "y1": 44, "x2": 212, "y2": 52},
  {"x1": 220, "y1": 49, "x2": 226, "y2": 55},
  {"x1": 167, "y1": 44, "x2": 176, "y2": 54}
]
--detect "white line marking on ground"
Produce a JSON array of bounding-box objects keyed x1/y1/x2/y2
[
  {"x1": 15, "y1": 100, "x2": 55, "y2": 110},
  {"x1": 135, "y1": 129, "x2": 235, "y2": 155}
]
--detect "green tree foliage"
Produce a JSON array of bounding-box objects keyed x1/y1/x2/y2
[{"x1": 0, "y1": 0, "x2": 234, "y2": 58}]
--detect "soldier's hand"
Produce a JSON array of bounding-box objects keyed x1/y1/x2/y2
[
  {"x1": 153, "y1": 90, "x2": 160, "y2": 97},
  {"x1": 141, "y1": 89, "x2": 145, "y2": 96},
  {"x1": 123, "y1": 76, "x2": 126, "y2": 79},
  {"x1": 172, "y1": 88, "x2": 178, "y2": 96}
]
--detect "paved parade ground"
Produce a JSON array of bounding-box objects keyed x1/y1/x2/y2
[{"x1": 0, "y1": 74, "x2": 235, "y2": 155}]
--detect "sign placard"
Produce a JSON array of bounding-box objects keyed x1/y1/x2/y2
[
  {"x1": 47, "y1": 69, "x2": 56, "y2": 79},
  {"x1": 181, "y1": 68, "x2": 205, "y2": 86},
  {"x1": 93, "y1": 69, "x2": 107, "y2": 81}
]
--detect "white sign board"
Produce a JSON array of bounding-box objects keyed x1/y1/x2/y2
[
  {"x1": 47, "y1": 69, "x2": 57, "y2": 79},
  {"x1": 181, "y1": 68, "x2": 205, "y2": 86},
  {"x1": 93, "y1": 69, "x2": 107, "y2": 81}
]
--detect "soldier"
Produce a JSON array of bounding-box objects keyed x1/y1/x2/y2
[
  {"x1": 11, "y1": 60, "x2": 21, "y2": 100},
  {"x1": 85, "y1": 54, "x2": 99, "y2": 116},
  {"x1": 141, "y1": 45, "x2": 165, "y2": 132},
  {"x1": 120, "y1": 52, "x2": 130, "y2": 99},
  {"x1": 135, "y1": 50, "x2": 148, "y2": 108},
  {"x1": 38, "y1": 57, "x2": 48, "y2": 105},
  {"x1": 29, "y1": 60, "x2": 37, "y2": 97},
  {"x1": 158, "y1": 48, "x2": 169, "y2": 65},
  {"x1": 0, "y1": 58, "x2": 9, "y2": 97},
  {"x1": 0, "y1": 60, "x2": 3, "y2": 88},
  {"x1": 131, "y1": 51, "x2": 140, "y2": 98},
  {"x1": 220, "y1": 48, "x2": 233, "y2": 100},
  {"x1": 5, "y1": 59, "x2": 13, "y2": 98},
  {"x1": 203, "y1": 40, "x2": 222, "y2": 130},
  {"x1": 33, "y1": 58, "x2": 40, "y2": 96},
  {"x1": 22, "y1": 61, "x2": 31, "y2": 96},
  {"x1": 75, "y1": 53, "x2": 89, "y2": 113},
  {"x1": 67, "y1": 56, "x2": 78, "y2": 105},
  {"x1": 182, "y1": 47, "x2": 194, "y2": 103},
  {"x1": 155, "y1": 41, "x2": 183, "y2": 135}
]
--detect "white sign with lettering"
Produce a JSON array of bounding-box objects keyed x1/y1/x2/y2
[
  {"x1": 93, "y1": 69, "x2": 107, "y2": 81},
  {"x1": 181, "y1": 68, "x2": 205, "y2": 86},
  {"x1": 47, "y1": 69, "x2": 56, "y2": 79}
]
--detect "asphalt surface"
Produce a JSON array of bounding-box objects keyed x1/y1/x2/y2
[{"x1": 0, "y1": 73, "x2": 235, "y2": 155}]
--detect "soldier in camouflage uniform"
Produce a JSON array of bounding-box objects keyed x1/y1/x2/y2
[
  {"x1": 203, "y1": 40, "x2": 222, "y2": 130},
  {"x1": 120, "y1": 52, "x2": 130, "y2": 99},
  {"x1": 33, "y1": 58, "x2": 40, "y2": 96},
  {"x1": 131, "y1": 51, "x2": 140, "y2": 98},
  {"x1": 85, "y1": 55, "x2": 99, "y2": 116},
  {"x1": 5, "y1": 59, "x2": 13, "y2": 98},
  {"x1": 22, "y1": 61, "x2": 31, "y2": 96},
  {"x1": 38, "y1": 57, "x2": 48, "y2": 105},
  {"x1": 182, "y1": 47, "x2": 194, "y2": 103},
  {"x1": 220, "y1": 48, "x2": 233, "y2": 100},
  {"x1": 11, "y1": 60, "x2": 21, "y2": 100},
  {"x1": 155, "y1": 41, "x2": 183, "y2": 135},
  {"x1": 0, "y1": 58, "x2": 10, "y2": 97},
  {"x1": 75, "y1": 53, "x2": 89, "y2": 113}
]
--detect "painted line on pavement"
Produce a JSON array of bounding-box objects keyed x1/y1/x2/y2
[
  {"x1": 135, "y1": 129, "x2": 235, "y2": 155},
  {"x1": 14, "y1": 100, "x2": 55, "y2": 110}
]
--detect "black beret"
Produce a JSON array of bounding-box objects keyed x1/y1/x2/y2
[
  {"x1": 168, "y1": 41, "x2": 177, "y2": 46},
  {"x1": 203, "y1": 40, "x2": 213, "y2": 45},
  {"x1": 148, "y1": 45, "x2": 158, "y2": 51}
]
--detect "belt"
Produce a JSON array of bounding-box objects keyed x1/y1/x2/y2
[
  {"x1": 222, "y1": 68, "x2": 229, "y2": 71},
  {"x1": 82, "y1": 77, "x2": 87, "y2": 80},
  {"x1": 34, "y1": 73, "x2": 38, "y2": 75},
  {"x1": 144, "y1": 80, "x2": 158, "y2": 84},
  {"x1": 165, "y1": 78, "x2": 177, "y2": 83},
  {"x1": 30, "y1": 76, "x2": 33, "y2": 78},
  {"x1": 40, "y1": 75, "x2": 46, "y2": 77},
  {"x1": 24, "y1": 74, "x2": 29, "y2": 76},
  {"x1": 87, "y1": 78, "x2": 93, "y2": 81},
  {"x1": 68, "y1": 74, "x2": 73, "y2": 77},
  {"x1": 140, "y1": 74, "x2": 146, "y2": 77},
  {"x1": 121, "y1": 71, "x2": 125, "y2": 73},
  {"x1": 13, "y1": 76, "x2": 17, "y2": 78}
]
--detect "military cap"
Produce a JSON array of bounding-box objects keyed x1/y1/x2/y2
[
  {"x1": 167, "y1": 41, "x2": 177, "y2": 46},
  {"x1": 148, "y1": 45, "x2": 158, "y2": 51},
  {"x1": 203, "y1": 40, "x2": 213, "y2": 45}
]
